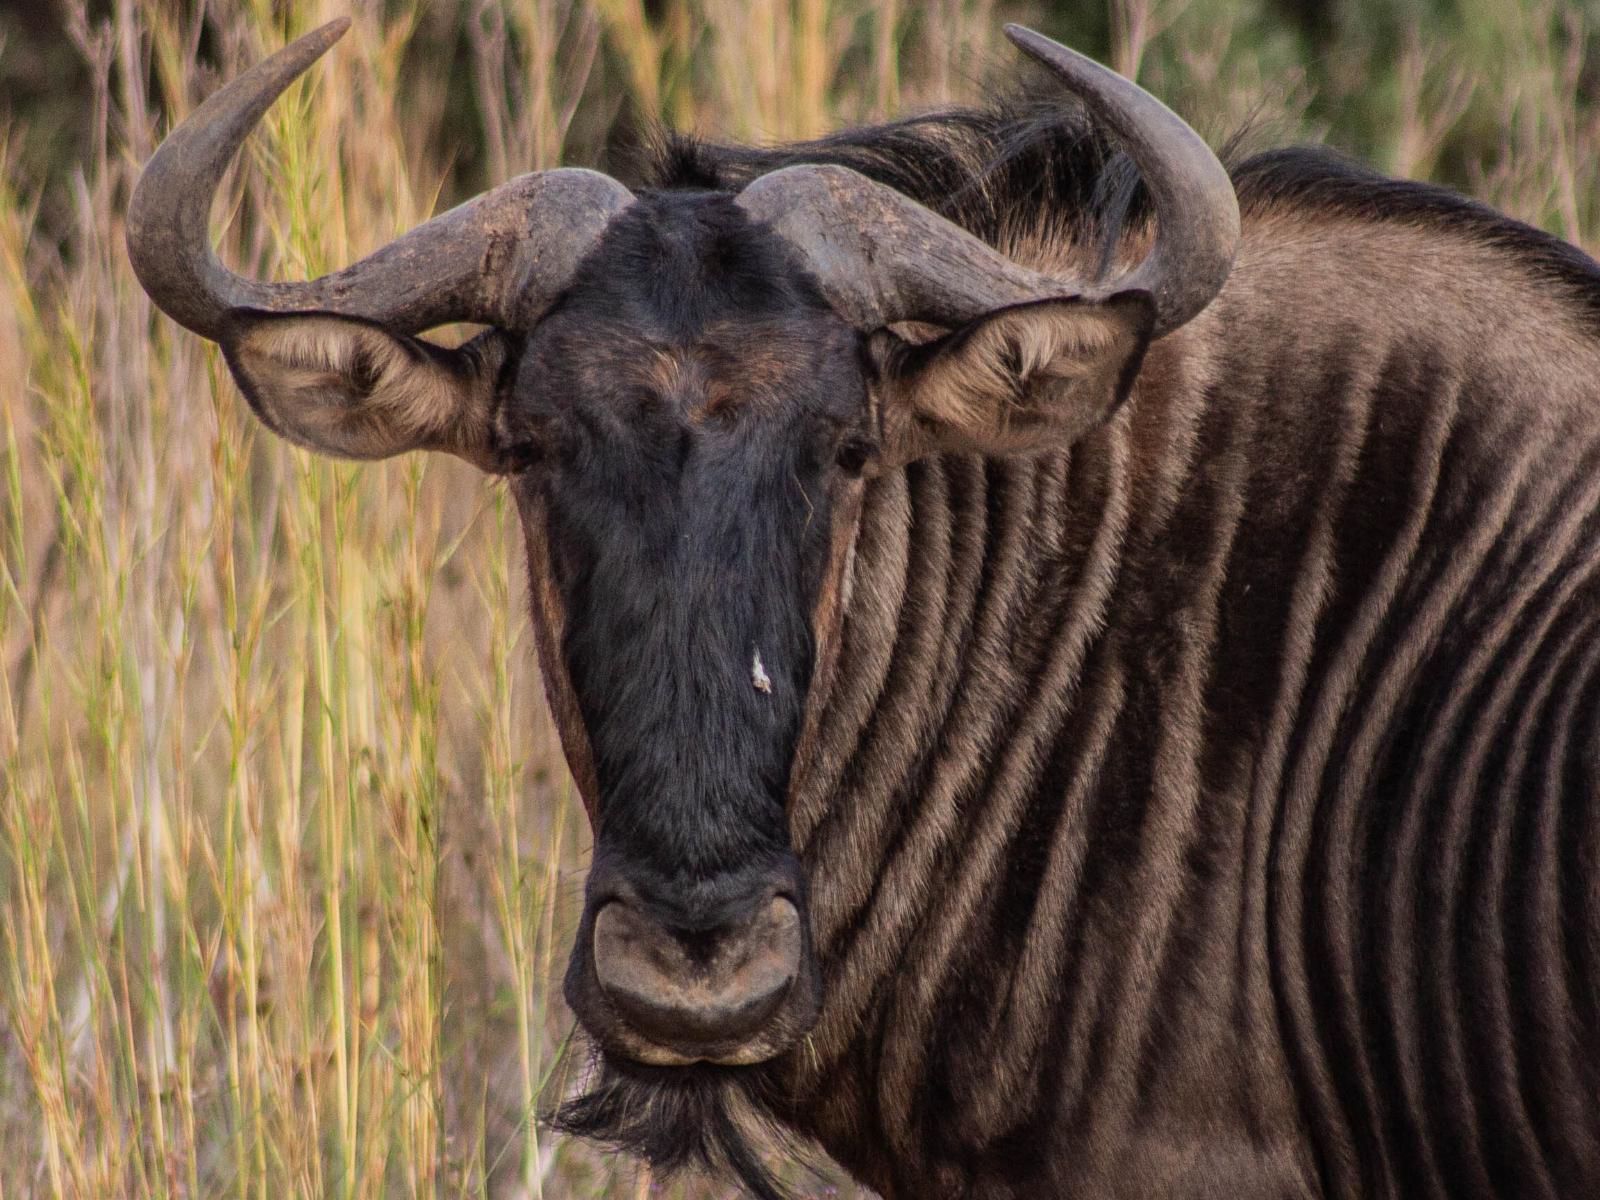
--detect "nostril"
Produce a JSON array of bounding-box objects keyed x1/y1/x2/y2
[{"x1": 592, "y1": 896, "x2": 801, "y2": 1047}]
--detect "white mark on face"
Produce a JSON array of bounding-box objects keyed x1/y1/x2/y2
[{"x1": 751, "y1": 647, "x2": 772, "y2": 694}]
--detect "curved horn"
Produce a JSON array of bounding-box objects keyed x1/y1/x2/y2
[
  {"x1": 736, "y1": 164, "x2": 1072, "y2": 331},
  {"x1": 1003, "y1": 25, "x2": 1238, "y2": 335},
  {"x1": 127, "y1": 20, "x2": 633, "y2": 340},
  {"x1": 736, "y1": 26, "x2": 1238, "y2": 338}
]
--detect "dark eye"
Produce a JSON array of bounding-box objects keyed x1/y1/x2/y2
[
  {"x1": 498, "y1": 439, "x2": 544, "y2": 474},
  {"x1": 836, "y1": 437, "x2": 876, "y2": 475}
]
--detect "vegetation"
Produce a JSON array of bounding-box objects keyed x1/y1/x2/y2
[{"x1": 3, "y1": 1, "x2": 1599, "y2": 1196}]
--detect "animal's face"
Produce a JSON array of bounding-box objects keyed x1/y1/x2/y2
[
  {"x1": 214, "y1": 187, "x2": 1156, "y2": 1077},
  {"x1": 506, "y1": 195, "x2": 873, "y2": 1066}
]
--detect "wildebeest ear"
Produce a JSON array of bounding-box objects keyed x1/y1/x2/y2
[
  {"x1": 221, "y1": 310, "x2": 518, "y2": 472},
  {"x1": 871, "y1": 293, "x2": 1154, "y2": 462}
]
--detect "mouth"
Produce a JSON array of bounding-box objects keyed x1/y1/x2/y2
[
  {"x1": 601, "y1": 1024, "x2": 794, "y2": 1068},
  {"x1": 563, "y1": 927, "x2": 822, "y2": 1072}
]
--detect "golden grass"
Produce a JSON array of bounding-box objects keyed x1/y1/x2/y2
[{"x1": 3, "y1": 1, "x2": 1600, "y2": 1196}]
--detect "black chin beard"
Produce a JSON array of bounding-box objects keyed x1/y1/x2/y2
[{"x1": 548, "y1": 1051, "x2": 798, "y2": 1200}]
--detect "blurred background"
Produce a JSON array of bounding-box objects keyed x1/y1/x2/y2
[{"x1": 2, "y1": 1, "x2": 1598, "y2": 1196}]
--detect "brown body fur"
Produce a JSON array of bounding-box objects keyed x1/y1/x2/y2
[{"x1": 768, "y1": 195, "x2": 1600, "y2": 1197}]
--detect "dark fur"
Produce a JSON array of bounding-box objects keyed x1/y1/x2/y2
[
  {"x1": 520, "y1": 195, "x2": 842, "y2": 888},
  {"x1": 551, "y1": 1059, "x2": 801, "y2": 1200},
  {"x1": 509, "y1": 194, "x2": 866, "y2": 1195},
  {"x1": 643, "y1": 97, "x2": 1145, "y2": 270}
]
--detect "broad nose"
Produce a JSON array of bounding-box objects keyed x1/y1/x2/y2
[{"x1": 592, "y1": 894, "x2": 802, "y2": 1050}]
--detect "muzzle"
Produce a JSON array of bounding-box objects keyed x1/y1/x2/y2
[{"x1": 566, "y1": 858, "x2": 820, "y2": 1067}]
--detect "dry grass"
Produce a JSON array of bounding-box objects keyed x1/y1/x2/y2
[{"x1": 3, "y1": 1, "x2": 1600, "y2": 1197}]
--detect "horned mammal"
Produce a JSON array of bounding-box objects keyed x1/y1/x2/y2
[{"x1": 129, "y1": 20, "x2": 1600, "y2": 1199}]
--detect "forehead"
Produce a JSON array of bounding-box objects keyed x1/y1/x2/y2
[
  {"x1": 529, "y1": 191, "x2": 859, "y2": 417},
  {"x1": 556, "y1": 189, "x2": 834, "y2": 332}
]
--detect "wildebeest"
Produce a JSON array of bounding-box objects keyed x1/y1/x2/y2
[{"x1": 127, "y1": 18, "x2": 1600, "y2": 1199}]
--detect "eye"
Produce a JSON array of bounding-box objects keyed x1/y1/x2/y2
[
  {"x1": 836, "y1": 437, "x2": 876, "y2": 476},
  {"x1": 498, "y1": 439, "x2": 544, "y2": 475}
]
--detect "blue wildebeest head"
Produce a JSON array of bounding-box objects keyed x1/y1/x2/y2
[{"x1": 126, "y1": 18, "x2": 1236, "y2": 1188}]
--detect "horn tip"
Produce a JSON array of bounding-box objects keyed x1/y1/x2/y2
[
  {"x1": 1001, "y1": 24, "x2": 1045, "y2": 50},
  {"x1": 1003, "y1": 24, "x2": 1091, "y2": 73},
  {"x1": 310, "y1": 16, "x2": 352, "y2": 50},
  {"x1": 287, "y1": 18, "x2": 351, "y2": 63}
]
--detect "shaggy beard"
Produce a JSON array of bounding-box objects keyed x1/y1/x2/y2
[{"x1": 550, "y1": 1054, "x2": 798, "y2": 1199}]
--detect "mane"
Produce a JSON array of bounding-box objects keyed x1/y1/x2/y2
[
  {"x1": 641, "y1": 95, "x2": 1148, "y2": 274},
  {"x1": 640, "y1": 104, "x2": 1600, "y2": 328},
  {"x1": 1231, "y1": 145, "x2": 1600, "y2": 327}
]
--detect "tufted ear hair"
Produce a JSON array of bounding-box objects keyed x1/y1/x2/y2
[
  {"x1": 221, "y1": 310, "x2": 522, "y2": 472},
  {"x1": 870, "y1": 293, "x2": 1154, "y2": 463}
]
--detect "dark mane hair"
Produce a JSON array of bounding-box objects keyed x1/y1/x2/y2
[
  {"x1": 1231, "y1": 145, "x2": 1600, "y2": 327},
  {"x1": 642, "y1": 94, "x2": 1148, "y2": 275},
  {"x1": 641, "y1": 101, "x2": 1600, "y2": 327}
]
